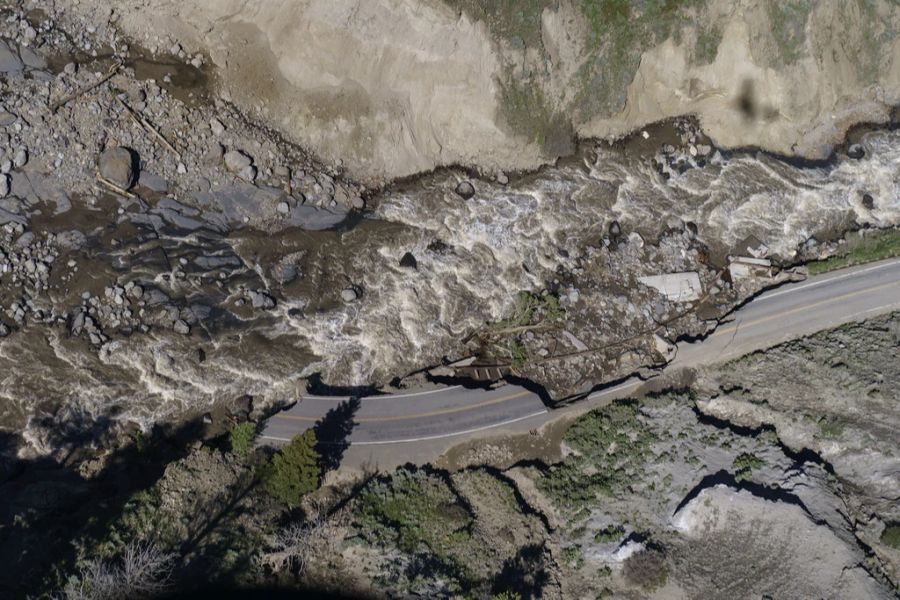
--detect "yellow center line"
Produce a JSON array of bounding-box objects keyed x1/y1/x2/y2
[
  {"x1": 274, "y1": 389, "x2": 534, "y2": 423},
  {"x1": 711, "y1": 279, "x2": 900, "y2": 338}
]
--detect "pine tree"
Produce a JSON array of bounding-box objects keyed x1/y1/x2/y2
[{"x1": 263, "y1": 429, "x2": 320, "y2": 506}]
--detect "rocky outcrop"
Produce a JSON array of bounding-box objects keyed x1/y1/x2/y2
[{"x1": 69, "y1": 0, "x2": 900, "y2": 181}]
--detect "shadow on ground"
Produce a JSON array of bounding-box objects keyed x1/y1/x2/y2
[{"x1": 312, "y1": 397, "x2": 361, "y2": 474}]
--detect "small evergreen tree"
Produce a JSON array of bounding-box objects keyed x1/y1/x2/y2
[
  {"x1": 229, "y1": 422, "x2": 256, "y2": 458},
  {"x1": 263, "y1": 429, "x2": 320, "y2": 506}
]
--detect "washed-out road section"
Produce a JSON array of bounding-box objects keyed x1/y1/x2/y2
[{"x1": 261, "y1": 258, "x2": 900, "y2": 465}]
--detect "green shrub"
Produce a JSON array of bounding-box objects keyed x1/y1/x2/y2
[
  {"x1": 732, "y1": 452, "x2": 765, "y2": 483},
  {"x1": 561, "y1": 545, "x2": 584, "y2": 569},
  {"x1": 506, "y1": 339, "x2": 528, "y2": 369},
  {"x1": 229, "y1": 422, "x2": 256, "y2": 457},
  {"x1": 262, "y1": 429, "x2": 320, "y2": 507},
  {"x1": 594, "y1": 524, "x2": 625, "y2": 543}
]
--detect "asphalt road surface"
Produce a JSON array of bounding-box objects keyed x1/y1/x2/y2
[{"x1": 261, "y1": 258, "x2": 900, "y2": 452}]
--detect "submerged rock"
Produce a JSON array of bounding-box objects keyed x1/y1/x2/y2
[
  {"x1": 249, "y1": 290, "x2": 276, "y2": 310},
  {"x1": 454, "y1": 180, "x2": 475, "y2": 200}
]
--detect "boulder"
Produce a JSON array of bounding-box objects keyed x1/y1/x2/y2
[
  {"x1": 210, "y1": 117, "x2": 226, "y2": 137},
  {"x1": 0, "y1": 41, "x2": 22, "y2": 73},
  {"x1": 249, "y1": 290, "x2": 276, "y2": 310},
  {"x1": 224, "y1": 150, "x2": 252, "y2": 173},
  {"x1": 454, "y1": 180, "x2": 475, "y2": 200},
  {"x1": 99, "y1": 147, "x2": 137, "y2": 189},
  {"x1": 12, "y1": 148, "x2": 27, "y2": 168}
]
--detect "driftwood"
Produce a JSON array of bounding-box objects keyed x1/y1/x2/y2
[
  {"x1": 115, "y1": 96, "x2": 181, "y2": 157},
  {"x1": 49, "y1": 61, "x2": 122, "y2": 114},
  {"x1": 95, "y1": 173, "x2": 136, "y2": 199}
]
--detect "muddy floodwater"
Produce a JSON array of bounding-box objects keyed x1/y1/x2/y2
[{"x1": 1, "y1": 53, "x2": 898, "y2": 455}]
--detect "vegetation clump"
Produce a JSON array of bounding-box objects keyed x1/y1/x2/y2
[
  {"x1": 765, "y1": 0, "x2": 813, "y2": 66},
  {"x1": 574, "y1": 0, "x2": 710, "y2": 119},
  {"x1": 354, "y1": 468, "x2": 480, "y2": 591},
  {"x1": 229, "y1": 422, "x2": 257, "y2": 458},
  {"x1": 732, "y1": 452, "x2": 766, "y2": 483},
  {"x1": 693, "y1": 25, "x2": 722, "y2": 64},
  {"x1": 881, "y1": 524, "x2": 900, "y2": 550},
  {"x1": 806, "y1": 228, "x2": 900, "y2": 275},
  {"x1": 594, "y1": 524, "x2": 626, "y2": 543},
  {"x1": 817, "y1": 418, "x2": 844, "y2": 438},
  {"x1": 622, "y1": 547, "x2": 669, "y2": 591},
  {"x1": 495, "y1": 290, "x2": 565, "y2": 330},
  {"x1": 561, "y1": 545, "x2": 585, "y2": 569},
  {"x1": 483, "y1": 290, "x2": 566, "y2": 368},
  {"x1": 538, "y1": 400, "x2": 655, "y2": 511}
]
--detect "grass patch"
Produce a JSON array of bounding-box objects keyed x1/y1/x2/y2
[
  {"x1": 806, "y1": 228, "x2": 900, "y2": 275},
  {"x1": 573, "y1": 0, "x2": 709, "y2": 119},
  {"x1": 443, "y1": 0, "x2": 553, "y2": 49},
  {"x1": 766, "y1": 0, "x2": 813, "y2": 66},
  {"x1": 498, "y1": 74, "x2": 574, "y2": 155},
  {"x1": 443, "y1": 0, "x2": 574, "y2": 154},
  {"x1": 623, "y1": 547, "x2": 668, "y2": 591},
  {"x1": 693, "y1": 24, "x2": 722, "y2": 64}
]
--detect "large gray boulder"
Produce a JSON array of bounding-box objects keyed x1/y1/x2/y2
[
  {"x1": 98, "y1": 147, "x2": 137, "y2": 189},
  {"x1": 0, "y1": 41, "x2": 22, "y2": 73}
]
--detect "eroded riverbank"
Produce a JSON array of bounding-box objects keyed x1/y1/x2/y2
[{"x1": 0, "y1": 6, "x2": 898, "y2": 462}]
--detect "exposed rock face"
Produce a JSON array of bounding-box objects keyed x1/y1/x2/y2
[
  {"x1": 671, "y1": 486, "x2": 891, "y2": 599},
  {"x1": 71, "y1": 0, "x2": 900, "y2": 180}
]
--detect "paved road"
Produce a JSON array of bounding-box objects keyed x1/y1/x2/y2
[{"x1": 262, "y1": 258, "x2": 900, "y2": 451}]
